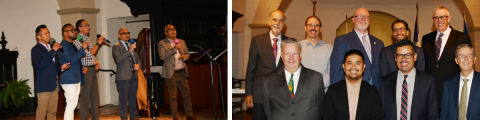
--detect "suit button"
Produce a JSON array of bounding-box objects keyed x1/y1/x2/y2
[
  {"x1": 292, "y1": 102, "x2": 294, "y2": 104},
  {"x1": 292, "y1": 113, "x2": 295, "y2": 116},
  {"x1": 436, "y1": 65, "x2": 438, "y2": 67}
]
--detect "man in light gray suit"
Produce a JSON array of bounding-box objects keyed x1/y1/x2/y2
[
  {"x1": 112, "y1": 28, "x2": 141, "y2": 120},
  {"x1": 157, "y1": 24, "x2": 196, "y2": 120}
]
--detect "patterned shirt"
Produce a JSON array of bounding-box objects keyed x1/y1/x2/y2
[{"x1": 78, "y1": 33, "x2": 95, "y2": 66}]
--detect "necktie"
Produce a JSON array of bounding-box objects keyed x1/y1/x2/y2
[
  {"x1": 288, "y1": 74, "x2": 294, "y2": 98},
  {"x1": 436, "y1": 33, "x2": 444, "y2": 61},
  {"x1": 123, "y1": 42, "x2": 135, "y2": 70},
  {"x1": 273, "y1": 38, "x2": 278, "y2": 59},
  {"x1": 401, "y1": 75, "x2": 408, "y2": 120},
  {"x1": 459, "y1": 78, "x2": 469, "y2": 120},
  {"x1": 362, "y1": 35, "x2": 372, "y2": 63}
]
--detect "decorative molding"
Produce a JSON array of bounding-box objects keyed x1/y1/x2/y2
[
  {"x1": 57, "y1": 8, "x2": 100, "y2": 15},
  {"x1": 248, "y1": 24, "x2": 269, "y2": 28},
  {"x1": 473, "y1": 26, "x2": 480, "y2": 31}
]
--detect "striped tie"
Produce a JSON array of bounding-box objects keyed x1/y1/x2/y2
[
  {"x1": 273, "y1": 38, "x2": 278, "y2": 59},
  {"x1": 401, "y1": 75, "x2": 408, "y2": 120},
  {"x1": 288, "y1": 74, "x2": 294, "y2": 98},
  {"x1": 459, "y1": 79, "x2": 469, "y2": 120},
  {"x1": 435, "y1": 33, "x2": 444, "y2": 61}
]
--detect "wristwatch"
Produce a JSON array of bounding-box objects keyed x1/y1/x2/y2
[{"x1": 96, "y1": 42, "x2": 100, "y2": 46}]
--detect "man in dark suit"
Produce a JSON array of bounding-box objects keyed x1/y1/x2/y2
[
  {"x1": 262, "y1": 38, "x2": 325, "y2": 120},
  {"x1": 330, "y1": 8, "x2": 385, "y2": 89},
  {"x1": 379, "y1": 20, "x2": 425, "y2": 77},
  {"x1": 31, "y1": 25, "x2": 70, "y2": 120},
  {"x1": 421, "y1": 6, "x2": 472, "y2": 106},
  {"x1": 324, "y1": 49, "x2": 382, "y2": 120},
  {"x1": 380, "y1": 40, "x2": 439, "y2": 120},
  {"x1": 441, "y1": 44, "x2": 480, "y2": 120},
  {"x1": 245, "y1": 10, "x2": 288, "y2": 120},
  {"x1": 112, "y1": 28, "x2": 141, "y2": 120}
]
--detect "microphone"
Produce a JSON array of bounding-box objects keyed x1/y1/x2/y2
[
  {"x1": 49, "y1": 38, "x2": 63, "y2": 52},
  {"x1": 193, "y1": 44, "x2": 211, "y2": 59},
  {"x1": 77, "y1": 35, "x2": 84, "y2": 42},
  {"x1": 97, "y1": 34, "x2": 111, "y2": 44},
  {"x1": 174, "y1": 39, "x2": 181, "y2": 54}
]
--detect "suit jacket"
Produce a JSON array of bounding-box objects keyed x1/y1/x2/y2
[
  {"x1": 330, "y1": 30, "x2": 385, "y2": 89},
  {"x1": 323, "y1": 80, "x2": 382, "y2": 120},
  {"x1": 58, "y1": 39, "x2": 86, "y2": 84},
  {"x1": 112, "y1": 41, "x2": 141, "y2": 80},
  {"x1": 379, "y1": 44, "x2": 425, "y2": 77},
  {"x1": 380, "y1": 70, "x2": 439, "y2": 120},
  {"x1": 157, "y1": 38, "x2": 190, "y2": 79},
  {"x1": 421, "y1": 27, "x2": 471, "y2": 106},
  {"x1": 31, "y1": 42, "x2": 61, "y2": 93},
  {"x1": 262, "y1": 65, "x2": 324, "y2": 120},
  {"x1": 440, "y1": 71, "x2": 480, "y2": 120},
  {"x1": 245, "y1": 32, "x2": 287, "y2": 103}
]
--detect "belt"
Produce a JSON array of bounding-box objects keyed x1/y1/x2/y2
[
  {"x1": 174, "y1": 69, "x2": 185, "y2": 73},
  {"x1": 84, "y1": 65, "x2": 95, "y2": 67},
  {"x1": 132, "y1": 70, "x2": 135, "y2": 73}
]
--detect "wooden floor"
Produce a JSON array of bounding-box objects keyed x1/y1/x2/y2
[
  {"x1": 232, "y1": 111, "x2": 252, "y2": 120},
  {"x1": 3, "y1": 105, "x2": 226, "y2": 120}
]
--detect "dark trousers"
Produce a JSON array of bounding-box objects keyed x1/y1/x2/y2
[
  {"x1": 166, "y1": 70, "x2": 193, "y2": 118},
  {"x1": 116, "y1": 73, "x2": 138, "y2": 120},
  {"x1": 253, "y1": 103, "x2": 267, "y2": 120},
  {"x1": 79, "y1": 66, "x2": 100, "y2": 120}
]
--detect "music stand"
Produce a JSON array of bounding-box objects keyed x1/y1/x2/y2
[{"x1": 195, "y1": 47, "x2": 227, "y2": 120}]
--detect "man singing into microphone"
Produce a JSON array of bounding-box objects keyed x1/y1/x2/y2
[{"x1": 158, "y1": 24, "x2": 196, "y2": 120}]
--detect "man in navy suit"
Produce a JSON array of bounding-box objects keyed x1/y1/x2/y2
[
  {"x1": 380, "y1": 40, "x2": 439, "y2": 120},
  {"x1": 441, "y1": 44, "x2": 480, "y2": 120},
  {"x1": 330, "y1": 8, "x2": 385, "y2": 89},
  {"x1": 31, "y1": 25, "x2": 70, "y2": 120}
]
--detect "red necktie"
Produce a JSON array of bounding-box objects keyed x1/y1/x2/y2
[{"x1": 273, "y1": 38, "x2": 278, "y2": 59}]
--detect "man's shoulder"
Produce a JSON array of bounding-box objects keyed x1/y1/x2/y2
[
  {"x1": 380, "y1": 45, "x2": 393, "y2": 53},
  {"x1": 368, "y1": 35, "x2": 384, "y2": 44},
  {"x1": 252, "y1": 33, "x2": 269, "y2": 40},
  {"x1": 422, "y1": 31, "x2": 437, "y2": 38}
]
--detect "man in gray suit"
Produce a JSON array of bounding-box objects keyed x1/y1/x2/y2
[
  {"x1": 157, "y1": 24, "x2": 196, "y2": 120},
  {"x1": 262, "y1": 38, "x2": 325, "y2": 120},
  {"x1": 112, "y1": 28, "x2": 141, "y2": 120}
]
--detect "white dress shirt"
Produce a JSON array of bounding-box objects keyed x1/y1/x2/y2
[
  {"x1": 458, "y1": 70, "x2": 474, "y2": 120},
  {"x1": 284, "y1": 66, "x2": 301, "y2": 94},
  {"x1": 396, "y1": 68, "x2": 416, "y2": 120},
  {"x1": 168, "y1": 38, "x2": 185, "y2": 70},
  {"x1": 436, "y1": 27, "x2": 452, "y2": 59},
  {"x1": 354, "y1": 29, "x2": 372, "y2": 63},
  {"x1": 269, "y1": 30, "x2": 282, "y2": 66},
  {"x1": 300, "y1": 39, "x2": 332, "y2": 92}
]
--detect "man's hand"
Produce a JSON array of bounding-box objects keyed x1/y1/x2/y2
[
  {"x1": 97, "y1": 36, "x2": 105, "y2": 45},
  {"x1": 174, "y1": 43, "x2": 181, "y2": 49},
  {"x1": 61, "y1": 63, "x2": 71, "y2": 70},
  {"x1": 129, "y1": 43, "x2": 136, "y2": 52},
  {"x1": 95, "y1": 60, "x2": 100, "y2": 71},
  {"x1": 83, "y1": 67, "x2": 88, "y2": 74},
  {"x1": 178, "y1": 54, "x2": 185, "y2": 60},
  {"x1": 245, "y1": 95, "x2": 254, "y2": 107},
  {"x1": 134, "y1": 64, "x2": 140, "y2": 71},
  {"x1": 81, "y1": 41, "x2": 88, "y2": 50},
  {"x1": 52, "y1": 43, "x2": 62, "y2": 51}
]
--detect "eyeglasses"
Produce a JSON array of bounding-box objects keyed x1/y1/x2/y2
[
  {"x1": 120, "y1": 32, "x2": 130, "y2": 35},
  {"x1": 354, "y1": 15, "x2": 370, "y2": 20},
  {"x1": 307, "y1": 24, "x2": 321, "y2": 28},
  {"x1": 457, "y1": 54, "x2": 474, "y2": 59},
  {"x1": 433, "y1": 16, "x2": 449, "y2": 21},
  {"x1": 395, "y1": 53, "x2": 414, "y2": 59},
  {"x1": 79, "y1": 24, "x2": 90, "y2": 27},
  {"x1": 393, "y1": 28, "x2": 406, "y2": 32},
  {"x1": 64, "y1": 29, "x2": 77, "y2": 33},
  {"x1": 166, "y1": 28, "x2": 176, "y2": 32}
]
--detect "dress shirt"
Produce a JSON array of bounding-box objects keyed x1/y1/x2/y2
[
  {"x1": 284, "y1": 66, "x2": 301, "y2": 94},
  {"x1": 167, "y1": 38, "x2": 185, "y2": 70},
  {"x1": 73, "y1": 40, "x2": 93, "y2": 61},
  {"x1": 269, "y1": 30, "x2": 282, "y2": 66},
  {"x1": 119, "y1": 40, "x2": 136, "y2": 70},
  {"x1": 436, "y1": 27, "x2": 452, "y2": 59},
  {"x1": 354, "y1": 29, "x2": 371, "y2": 63},
  {"x1": 458, "y1": 70, "x2": 474, "y2": 120},
  {"x1": 346, "y1": 79, "x2": 361, "y2": 120},
  {"x1": 300, "y1": 39, "x2": 332, "y2": 91},
  {"x1": 39, "y1": 42, "x2": 55, "y2": 62},
  {"x1": 396, "y1": 68, "x2": 416, "y2": 120},
  {"x1": 78, "y1": 33, "x2": 95, "y2": 66}
]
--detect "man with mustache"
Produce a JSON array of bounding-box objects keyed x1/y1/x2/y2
[
  {"x1": 323, "y1": 49, "x2": 382, "y2": 120},
  {"x1": 330, "y1": 8, "x2": 384, "y2": 90},
  {"x1": 245, "y1": 10, "x2": 288, "y2": 120},
  {"x1": 421, "y1": 6, "x2": 472, "y2": 107},
  {"x1": 379, "y1": 20, "x2": 425, "y2": 77},
  {"x1": 441, "y1": 44, "x2": 480, "y2": 120},
  {"x1": 301, "y1": 16, "x2": 333, "y2": 91},
  {"x1": 380, "y1": 40, "x2": 439, "y2": 120}
]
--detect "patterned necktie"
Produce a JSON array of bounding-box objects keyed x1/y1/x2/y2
[
  {"x1": 435, "y1": 33, "x2": 444, "y2": 61},
  {"x1": 362, "y1": 35, "x2": 372, "y2": 63},
  {"x1": 273, "y1": 38, "x2": 278, "y2": 59},
  {"x1": 123, "y1": 42, "x2": 135, "y2": 70},
  {"x1": 401, "y1": 75, "x2": 408, "y2": 120},
  {"x1": 459, "y1": 78, "x2": 469, "y2": 120},
  {"x1": 288, "y1": 74, "x2": 294, "y2": 98}
]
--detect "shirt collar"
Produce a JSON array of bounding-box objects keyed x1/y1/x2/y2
[
  {"x1": 398, "y1": 67, "x2": 417, "y2": 77},
  {"x1": 269, "y1": 30, "x2": 282, "y2": 40},
  {"x1": 306, "y1": 38, "x2": 326, "y2": 46},
  {"x1": 79, "y1": 33, "x2": 88, "y2": 39},
  {"x1": 436, "y1": 26, "x2": 451, "y2": 36},
  {"x1": 354, "y1": 29, "x2": 368, "y2": 38},
  {"x1": 460, "y1": 70, "x2": 474, "y2": 81},
  {"x1": 167, "y1": 37, "x2": 176, "y2": 43},
  {"x1": 284, "y1": 66, "x2": 302, "y2": 76}
]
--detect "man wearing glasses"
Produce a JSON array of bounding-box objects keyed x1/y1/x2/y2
[
  {"x1": 379, "y1": 20, "x2": 425, "y2": 77},
  {"x1": 421, "y1": 6, "x2": 472, "y2": 106},
  {"x1": 380, "y1": 40, "x2": 439, "y2": 120},
  {"x1": 75, "y1": 19, "x2": 105, "y2": 120},
  {"x1": 330, "y1": 8, "x2": 384, "y2": 90},
  {"x1": 300, "y1": 16, "x2": 332, "y2": 92}
]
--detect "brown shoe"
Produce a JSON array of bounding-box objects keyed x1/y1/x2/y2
[
  {"x1": 186, "y1": 116, "x2": 197, "y2": 120},
  {"x1": 173, "y1": 117, "x2": 181, "y2": 120}
]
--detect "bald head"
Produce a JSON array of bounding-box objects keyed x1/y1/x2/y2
[
  {"x1": 118, "y1": 28, "x2": 130, "y2": 42},
  {"x1": 268, "y1": 10, "x2": 286, "y2": 37},
  {"x1": 354, "y1": 8, "x2": 369, "y2": 16}
]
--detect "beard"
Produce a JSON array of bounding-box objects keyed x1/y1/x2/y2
[
  {"x1": 356, "y1": 22, "x2": 369, "y2": 30},
  {"x1": 270, "y1": 24, "x2": 282, "y2": 34}
]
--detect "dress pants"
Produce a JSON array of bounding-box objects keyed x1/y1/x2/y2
[
  {"x1": 116, "y1": 73, "x2": 138, "y2": 120},
  {"x1": 79, "y1": 66, "x2": 100, "y2": 120},
  {"x1": 61, "y1": 82, "x2": 81, "y2": 120},
  {"x1": 36, "y1": 84, "x2": 58, "y2": 120},
  {"x1": 253, "y1": 103, "x2": 267, "y2": 120},
  {"x1": 166, "y1": 70, "x2": 193, "y2": 118}
]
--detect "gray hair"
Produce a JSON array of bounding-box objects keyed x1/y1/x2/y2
[
  {"x1": 280, "y1": 38, "x2": 302, "y2": 53},
  {"x1": 455, "y1": 44, "x2": 475, "y2": 57}
]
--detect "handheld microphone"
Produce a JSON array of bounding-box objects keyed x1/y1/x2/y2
[
  {"x1": 49, "y1": 38, "x2": 63, "y2": 52},
  {"x1": 96, "y1": 34, "x2": 111, "y2": 44},
  {"x1": 77, "y1": 35, "x2": 84, "y2": 42},
  {"x1": 174, "y1": 39, "x2": 181, "y2": 54}
]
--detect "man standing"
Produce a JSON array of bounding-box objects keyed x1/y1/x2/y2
[
  {"x1": 262, "y1": 38, "x2": 325, "y2": 120},
  {"x1": 301, "y1": 16, "x2": 333, "y2": 91},
  {"x1": 421, "y1": 6, "x2": 472, "y2": 106},
  {"x1": 441, "y1": 44, "x2": 480, "y2": 119},
  {"x1": 58, "y1": 23, "x2": 89, "y2": 120},
  {"x1": 75, "y1": 19, "x2": 105, "y2": 120},
  {"x1": 380, "y1": 40, "x2": 439, "y2": 120},
  {"x1": 323, "y1": 49, "x2": 382, "y2": 120},
  {"x1": 379, "y1": 20, "x2": 425, "y2": 77},
  {"x1": 113, "y1": 28, "x2": 141, "y2": 120},
  {"x1": 157, "y1": 25, "x2": 196, "y2": 120},
  {"x1": 330, "y1": 8, "x2": 384, "y2": 89},
  {"x1": 31, "y1": 25, "x2": 70, "y2": 120},
  {"x1": 244, "y1": 10, "x2": 288, "y2": 120}
]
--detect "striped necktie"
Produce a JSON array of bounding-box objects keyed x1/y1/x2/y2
[
  {"x1": 401, "y1": 75, "x2": 408, "y2": 120},
  {"x1": 435, "y1": 33, "x2": 444, "y2": 61}
]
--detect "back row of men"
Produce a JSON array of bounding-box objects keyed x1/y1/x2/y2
[{"x1": 245, "y1": 6, "x2": 476, "y2": 120}]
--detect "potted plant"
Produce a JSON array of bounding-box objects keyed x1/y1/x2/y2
[{"x1": 0, "y1": 79, "x2": 32, "y2": 118}]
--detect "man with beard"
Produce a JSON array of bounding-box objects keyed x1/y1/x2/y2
[
  {"x1": 330, "y1": 8, "x2": 385, "y2": 90},
  {"x1": 421, "y1": 6, "x2": 472, "y2": 107},
  {"x1": 380, "y1": 40, "x2": 439, "y2": 120},
  {"x1": 323, "y1": 49, "x2": 382, "y2": 120},
  {"x1": 245, "y1": 10, "x2": 289, "y2": 119},
  {"x1": 379, "y1": 20, "x2": 425, "y2": 77},
  {"x1": 300, "y1": 16, "x2": 333, "y2": 91}
]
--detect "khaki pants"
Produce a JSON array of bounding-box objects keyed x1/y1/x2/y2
[
  {"x1": 36, "y1": 85, "x2": 58, "y2": 120},
  {"x1": 166, "y1": 70, "x2": 193, "y2": 118}
]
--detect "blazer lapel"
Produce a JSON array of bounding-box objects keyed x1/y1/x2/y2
[
  {"x1": 369, "y1": 34, "x2": 377, "y2": 63},
  {"x1": 467, "y1": 72, "x2": 480, "y2": 116},
  {"x1": 387, "y1": 73, "x2": 398, "y2": 119},
  {"x1": 262, "y1": 33, "x2": 277, "y2": 68},
  {"x1": 452, "y1": 74, "x2": 460, "y2": 113},
  {"x1": 277, "y1": 69, "x2": 292, "y2": 99},
  {"x1": 293, "y1": 66, "x2": 309, "y2": 101},
  {"x1": 356, "y1": 81, "x2": 369, "y2": 119},
  {"x1": 438, "y1": 29, "x2": 459, "y2": 63},
  {"x1": 350, "y1": 32, "x2": 372, "y2": 64}
]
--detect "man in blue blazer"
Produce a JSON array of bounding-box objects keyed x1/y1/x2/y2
[
  {"x1": 330, "y1": 8, "x2": 384, "y2": 89},
  {"x1": 441, "y1": 44, "x2": 480, "y2": 120},
  {"x1": 31, "y1": 25, "x2": 70, "y2": 120}
]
